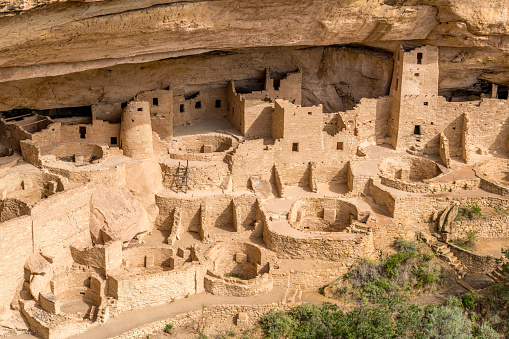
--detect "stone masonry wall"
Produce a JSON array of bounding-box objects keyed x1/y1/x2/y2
[
  {"x1": 0, "y1": 216, "x2": 32, "y2": 314},
  {"x1": 109, "y1": 263, "x2": 206, "y2": 312}
]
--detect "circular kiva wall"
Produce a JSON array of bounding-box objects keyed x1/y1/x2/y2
[
  {"x1": 176, "y1": 134, "x2": 236, "y2": 153},
  {"x1": 288, "y1": 197, "x2": 360, "y2": 232},
  {"x1": 475, "y1": 158, "x2": 509, "y2": 196},
  {"x1": 378, "y1": 156, "x2": 443, "y2": 193},
  {"x1": 50, "y1": 142, "x2": 104, "y2": 163},
  {"x1": 204, "y1": 242, "x2": 273, "y2": 297}
]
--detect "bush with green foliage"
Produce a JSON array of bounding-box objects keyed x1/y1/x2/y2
[
  {"x1": 458, "y1": 204, "x2": 482, "y2": 220},
  {"x1": 333, "y1": 238, "x2": 443, "y2": 303},
  {"x1": 163, "y1": 323, "x2": 173, "y2": 333},
  {"x1": 466, "y1": 230, "x2": 478, "y2": 247},
  {"x1": 259, "y1": 299, "x2": 500, "y2": 339}
]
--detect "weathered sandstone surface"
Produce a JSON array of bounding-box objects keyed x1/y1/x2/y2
[{"x1": 0, "y1": 0, "x2": 508, "y2": 111}]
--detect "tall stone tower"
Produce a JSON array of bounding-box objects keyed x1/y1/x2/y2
[
  {"x1": 389, "y1": 45, "x2": 439, "y2": 152},
  {"x1": 120, "y1": 101, "x2": 154, "y2": 160}
]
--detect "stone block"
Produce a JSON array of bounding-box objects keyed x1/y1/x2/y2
[
  {"x1": 169, "y1": 256, "x2": 185, "y2": 269},
  {"x1": 296, "y1": 210, "x2": 304, "y2": 222},
  {"x1": 177, "y1": 247, "x2": 190, "y2": 259},
  {"x1": 397, "y1": 168, "x2": 410, "y2": 180},
  {"x1": 75, "y1": 153, "x2": 85, "y2": 166},
  {"x1": 145, "y1": 254, "x2": 154, "y2": 268},
  {"x1": 39, "y1": 292, "x2": 61, "y2": 315},
  {"x1": 237, "y1": 312, "x2": 249, "y2": 328},
  {"x1": 235, "y1": 253, "x2": 248, "y2": 263},
  {"x1": 323, "y1": 208, "x2": 336, "y2": 223},
  {"x1": 47, "y1": 180, "x2": 58, "y2": 194},
  {"x1": 202, "y1": 145, "x2": 213, "y2": 153}
]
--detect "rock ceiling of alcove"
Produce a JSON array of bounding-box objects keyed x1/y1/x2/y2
[{"x1": 0, "y1": 0, "x2": 508, "y2": 110}]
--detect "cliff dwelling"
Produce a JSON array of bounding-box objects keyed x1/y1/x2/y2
[{"x1": 1, "y1": 1, "x2": 509, "y2": 338}]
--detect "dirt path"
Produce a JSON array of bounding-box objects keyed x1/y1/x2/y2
[{"x1": 71, "y1": 287, "x2": 288, "y2": 339}]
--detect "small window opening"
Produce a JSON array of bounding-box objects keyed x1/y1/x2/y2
[
  {"x1": 430, "y1": 122, "x2": 434, "y2": 125},
  {"x1": 215, "y1": 100, "x2": 221, "y2": 108},
  {"x1": 137, "y1": 108, "x2": 143, "y2": 112},
  {"x1": 152, "y1": 98, "x2": 159, "y2": 106},
  {"x1": 79, "y1": 126, "x2": 86, "y2": 139},
  {"x1": 195, "y1": 101, "x2": 202, "y2": 109},
  {"x1": 131, "y1": 119, "x2": 134, "y2": 123},
  {"x1": 180, "y1": 104, "x2": 185, "y2": 113},
  {"x1": 111, "y1": 137, "x2": 117, "y2": 145},
  {"x1": 292, "y1": 143, "x2": 299, "y2": 152},
  {"x1": 415, "y1": 73, "x2": 420, "y2": 77},
  {"x1": 337, "y1": 142, "x2": 344, "y2": 150},
  {"x1": 414, "y1": 125, "x2": 421, "y2": 135},
  {"x1": 308, "y1": 112, "x2": 312, "y2": 115},
  {"x1": 417, "y1": 53, "x2": 423, "y2": 64},
  {"x1": 395, "y1": 78, "x2": 399, "y2": 91},
  {"x1": 424, "y1": 102, "x2": 428, "y2": 106}
]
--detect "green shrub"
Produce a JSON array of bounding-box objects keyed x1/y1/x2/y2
[
  {"x1": 163, "y1": 323, "x2": 173, "y2": 333},
  {"x1": 421, "y1": 305, "x2": 473, "y2": 339},
  {"x1": 395, "y1": 237, "x2": 418, "y2": 253},
  {"x1": 259, "y1": 310, "x2": 297, "y2": 339},
  {"x1": 462, "y1": 292, "x2": 478, "y2": 310},
  {"x1": 466, "y1": 230, "x2": 478, "y2": 246},
  {"x1": 476, "y1": 322, "x2": 500, "y2": 339}
]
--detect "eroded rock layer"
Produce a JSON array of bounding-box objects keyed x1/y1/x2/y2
[{"x1": 0, "y1": 0, "x2": 508, "y2": 111}]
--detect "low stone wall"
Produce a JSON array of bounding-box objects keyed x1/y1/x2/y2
[
  {"x1": 155, "y1": 191, "x2": 257, "y2": 232},
  {"x1": 369, "y1": 179, "x2": 396, "y2": 216},
  {"x1": 108, "y1": 263, "x2": 206, "y2": 313},
  {"x1": 47, "y1": 163, "x2": 126, "y2": 188},
  {"x1": 379, "y1": 155, "x2": 441, "y2": 181},
  {"x1": 121, "y1": 245, "x2": 174, "y2": 267},
  {"x1": 380, "y1": 176, "x2": 479, "y2": 194},
  {"x1": 479, "y1": 177, "x2": 509, "y2": 196},
  {"x1": 474, "y1": 158, "x2": 509, "y2": 196},
  {"x1": 447, "y1": 242, "x2": 505, "y2": 274},
  {"x1": 271, "y1": 266, "x2": 349, "y2": 291},
  {"x1": 451, "y1": 215, "x2": 509, "y2": 239},
  {"x1": 113, "y1": 303, "x2": 289, "y2": 339},
  {"x1": 263, "y1": 218, "x2": 374, "y2": 263},
  {"x1": 288, "y1": 197, "x2": 360, "y2": 226},
  {"x1": 204, "y1": 272, "x2": 273, "y2": 297},
  {"x1": 160, "y1": 161, "x2": 229, "y2": 191}
]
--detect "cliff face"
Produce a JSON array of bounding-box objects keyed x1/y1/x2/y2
[{"x1": 0, "y1": 0, "x2": 508, "y2": 110}]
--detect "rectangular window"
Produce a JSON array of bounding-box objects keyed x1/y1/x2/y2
[
  {"x1": 195, "y1": 101, "x2": 202, "y2": 109},
  {"x1": 137, "y1": 108, "x2": 143, "y2": 111},
  {"x1": 79, "y1": 126, "x2": 86, "y2": 139},
  {"x1": 215, "y1": 100, "x2": 221, "y2": 108},
  {"x1": 111, "y1": 137, "x2": 117, "y2": 145},
  {"x1": 308, "y1": 112, "x2": 313, "y2": 115},
  {"x1": 424, "y1": 102, "x2": 428, "y2": 106},
  {"x1": 180, "y1": 104, "x2": 185, "y2": 113},
  {"x1": 292, "y1": 143, "x2": 299, "y2": 152},
  {"x1": 415, "y1": 73, "x2": 420, "y2": 77},
  {"x1": 337, "y1": 142, "x2": 344, "y2": 150},
  {"x1": 152, "y1": 98, "x2": 159, "y2": 106},
  {"x1": 417, "y1": 53, "x2": 423, "y2": 64},
  {"x1": 414, "y1": 125, "x2": 421, "y2": 135}
]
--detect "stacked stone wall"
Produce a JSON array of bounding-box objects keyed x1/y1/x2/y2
[
  {"x1": 0, "y1": 216, "x2": 32, "y2": 313},
  {"x1": 113, "y1": 303, "x2": 290, "y2": 339},
  {"x1": 109, "y1": 263, "x2": 206, "y2": 312},
  {"x1": 447, "y1": 243, "x2": 505, "y2": 274}
]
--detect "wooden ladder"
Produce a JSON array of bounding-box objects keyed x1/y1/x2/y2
[{"x1": 175, "y1": 160, "x2": 189, "y2": 193}]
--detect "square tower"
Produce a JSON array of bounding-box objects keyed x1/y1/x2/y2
[{"x1": 389, "y1": 45, "x2": 439, "y2": 151}]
